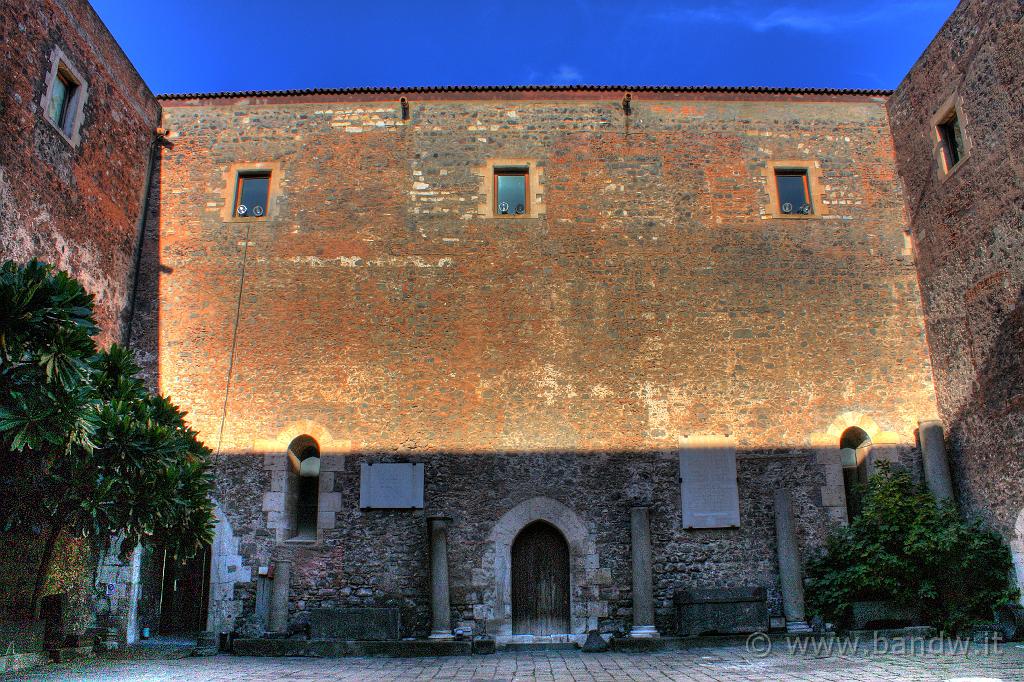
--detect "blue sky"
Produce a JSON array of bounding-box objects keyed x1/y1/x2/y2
[{"x1": 92, "y1": 0, "x2": 957, "y2": 95}]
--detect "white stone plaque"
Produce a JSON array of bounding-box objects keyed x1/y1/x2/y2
[
  {"x1": 359, "y1": 462, "x2": 424, "y2": 509},
  {"x1": 679, "y1": 437, "x2": 740, "y2": 528}
]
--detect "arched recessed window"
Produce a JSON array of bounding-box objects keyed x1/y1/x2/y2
[
  {"x1": 839, "y1": 427, "x2": 872, "y2": 520},
  {"x1": 286, "y1": 436, "x2": 320, "y2": 541}
]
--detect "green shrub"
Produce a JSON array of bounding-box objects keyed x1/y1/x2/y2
[
  {"x1": 0, "y1": 259, "x2": 214, "y2": 615},
  {"x1": 806, "y1": 464, "x2": 1017, "y2": 633}
]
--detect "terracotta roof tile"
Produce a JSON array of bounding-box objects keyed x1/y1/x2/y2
[{"x1": 157, "y1": 84, "x2": 891, "y2": 101}]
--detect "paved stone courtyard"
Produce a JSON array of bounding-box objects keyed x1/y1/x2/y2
[{"x1": 7, "y1": 642, "x2": 1024, "y2": 682}]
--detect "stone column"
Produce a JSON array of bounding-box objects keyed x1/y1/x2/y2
[
  {"x1": 773, "y1": 489, "x2": 810, "y2": 633},
  {"x1": 428, "y1": 517, "x2": 453, "y2": 640},
  {"x1": 629, "y1": 506, "x2": 659, "y2": 638},
  {"x1": 267, "y1": 559, "x2": 292, "y2": 634},
  {"x1": 919, "y1": 420, "x2": 955, "y2": 502}
]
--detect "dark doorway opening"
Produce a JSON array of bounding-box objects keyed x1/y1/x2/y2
[
  {"x1": 511, "y1": 521, "x2": 570, "y2": 635},
  {"x1": 157, "y1": 543, "x2": 211, "y2": 635}
]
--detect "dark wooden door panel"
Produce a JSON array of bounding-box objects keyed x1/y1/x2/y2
[{"x1": 512, "y1": 521, "x2": 570, "y2": 635}]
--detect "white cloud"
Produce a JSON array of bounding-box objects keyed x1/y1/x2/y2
[
  {"x1": 551, "y1": 64, "x2": 583, "y2": 84},
  {"x1": 652, "y1": 1, "x2": 949, "y2": 34}
]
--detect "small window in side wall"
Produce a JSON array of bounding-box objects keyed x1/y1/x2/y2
[
  {"x1": 937, "y1": 111, "x2": 964, "y2": 171},
  {"x1": 774, "y1": 169, "x2": 813, "y2": 215},
  {"x1": 234, "y1": 173, "x2": 271, "y2": 218},
  {"x1": 494, "y1": 168, "x2": 529, "y2": 216},
  {"x1": 47, "y1": 69, "x2": 79, "y2": 132},
  {"x1": 40, "y1": 50, "x2": 88, "y2": 146}
]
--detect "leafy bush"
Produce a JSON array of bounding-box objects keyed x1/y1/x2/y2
[
  {"x1": 0, "y1": 259, "x2": 214, "y2": 614},
  {"x1": 806, "y1": 464, "x2": 1018, "y2": 633}
]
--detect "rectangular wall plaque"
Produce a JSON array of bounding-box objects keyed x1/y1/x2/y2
[
  {"x1": 679, "y1": 436, "x2": 740, "y2": 528},
  {"x1": 359, "y1": 462, "x2": 424, "y2": 509}
]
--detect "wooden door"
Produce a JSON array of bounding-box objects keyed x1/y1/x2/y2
[{"x1": 512, "y1": 521, "x2": 570, "y2": 635}]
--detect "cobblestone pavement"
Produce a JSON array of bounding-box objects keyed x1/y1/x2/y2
[{"x1": 7, "y1": 641, "x2": 1024, "y2": 682}]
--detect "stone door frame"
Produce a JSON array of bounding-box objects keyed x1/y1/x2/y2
[{"x1": 483, "y1": 496, "x2": 600, "y2": 643}]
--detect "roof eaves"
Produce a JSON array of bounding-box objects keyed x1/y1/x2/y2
[{"x1": 156, "y1": 84, "x2": 893, "y2": 100}]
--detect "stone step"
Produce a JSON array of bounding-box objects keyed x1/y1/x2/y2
[
  {"x1": 502, "y1": 642, "x2": 580, "y2": 652},
  {"x1": 232, "y1": 638, "x2": 473, "y2": 658}
]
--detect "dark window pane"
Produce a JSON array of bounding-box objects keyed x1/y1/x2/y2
[
  {"x1": 775, "y1": 172, "x2": 812, "y2": 214},
  {"x1": 237, "y1": 175, "x2": 270, "y2": 217},
  {"x1": 496, "y1": 173, "x2": 527, "y2": 215},
  {"x1": 49, "y1": 76, "x2": 70, "y2": 126},
  {"x1": 939, "y1": 115, "x2": 962, "y2": 166}
]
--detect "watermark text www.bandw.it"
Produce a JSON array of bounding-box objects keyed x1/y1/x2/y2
[{"x1": 745, "y1": 631, "x2": 1006, "y2": 658}]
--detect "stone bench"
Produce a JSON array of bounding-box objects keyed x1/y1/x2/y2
[{"x1": 309, "y1": 607, "x2": 400, "y2": 641}]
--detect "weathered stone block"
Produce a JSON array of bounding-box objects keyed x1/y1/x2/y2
[
  {"x1": 675, "y1": 587, "x2": 768, "y2": 636},
  {"x1": 819, "y1": 484, "x2": 846, "y2": 508},
  {"x1": 319, "y1": 492, "x2": 343, "y2": 512},
  {"x1": 320, "y1": 455, "x2": 346, "y2": 472},
  {"x1": 309, "y1": 607, "x2": 400, "y2": 641}
]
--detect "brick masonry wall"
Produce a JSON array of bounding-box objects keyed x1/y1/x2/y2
[
  {"x1": 0, "y1": 0, "x2": 159, "y2": 346},
  {"x1": 136, "y1": 92, "x2": 938, "y2": 635},
  {"x1": 887, "y1": 0, "x2": 1024, "y2": 548}
]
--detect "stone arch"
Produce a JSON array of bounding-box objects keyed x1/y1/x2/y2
[
  {"x1": 810, "y1": 411, "x2": 883, "y2": 447},
  {"x1": 254, "y1": 419, "x2": 345, "y2": 454},
  {"x1": 286, "y1": 435, "x2": 321, "y2": 540},
  {"x1": 1013, "y1": 507, "x2": 1024, "y2": 605},
  {"x1": 258, "y1": 422, "x2": 345, "y2": 543},
  {"x1": 808, "y1": 412, "x2": 900, "y2": 527},
  {"x1": 481, "y1": 496, "x2": 599, "y2": 642}
]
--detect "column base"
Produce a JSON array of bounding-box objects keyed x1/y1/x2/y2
[
  {"x1": 629, "y1": 625, "x2": 660, "y2": 639},
  {"x1": 428, "y1": 631, "x2": 455, "y2": 640},
  {"x1": 786, "y1": 620, "x2": 813, "y2": 633}
]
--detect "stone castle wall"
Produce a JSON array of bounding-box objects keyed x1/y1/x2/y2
[
  {"x1": 136, "y1": 92, "x2": 938, "y2": 635},
  {"x1": 0, "y1": 0, "x2": 160, "y2": 345},
  {"x1": 0, "y1": 0, "x2": 159, "y2": 631},
  {"x1": 145, "y1": 94, "x2": 934, "y2": 450},
  {"x1": 887, "y1": 0, "x2": 1024, "y2": 556}
]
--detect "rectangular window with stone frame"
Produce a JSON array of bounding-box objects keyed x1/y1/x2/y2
[{"x1": 41, "y1": 49, "x2": 88, "y2": 146}]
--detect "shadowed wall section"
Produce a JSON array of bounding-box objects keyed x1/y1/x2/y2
[
  {"x1": 0, "y1": 0, "x2": 159, "y2": 637},
  {"x1": 888, "y1": 0, "x2": 1024, "y2": 589}
]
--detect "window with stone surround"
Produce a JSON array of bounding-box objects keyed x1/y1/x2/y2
[
  {"x1": 932, "y1": 94, "x2": 971, "y2": 178},
  {"x1": 839, "y1": 426, "x2": 872, "y2": 519},
  {"x1": 476, "y1": 159, "x2": 544, "y2": 219},
  {"x1": 40, "y1": 48, "x2": 88, "y2": 146},
  {"x1": 286, "y1": 435, "x2": 320, "y2": 542},
  {"x1": 763, "y1": 160, "x2": 823, "y2": 218},
  {"x1": 221, "y1": 162, "x2": 282, "y2": 221},
  {"x1": 775, "y1": 169, "x2": 812, "y2": 215}
]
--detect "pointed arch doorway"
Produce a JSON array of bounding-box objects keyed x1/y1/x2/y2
[{"x1": 511, "y1": 521, "x2": 570, "y2": 635}]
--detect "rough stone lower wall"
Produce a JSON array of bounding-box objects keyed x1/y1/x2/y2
[
  {"x1": 887, "y1": 0, "x2": 1024, "y2": 549},
  {"x1": 210, "y1": 448, "x2": 876, "y2": 638},
  {"x1": 0, "y1": 0, "x2": 159, "y2": 346}
]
